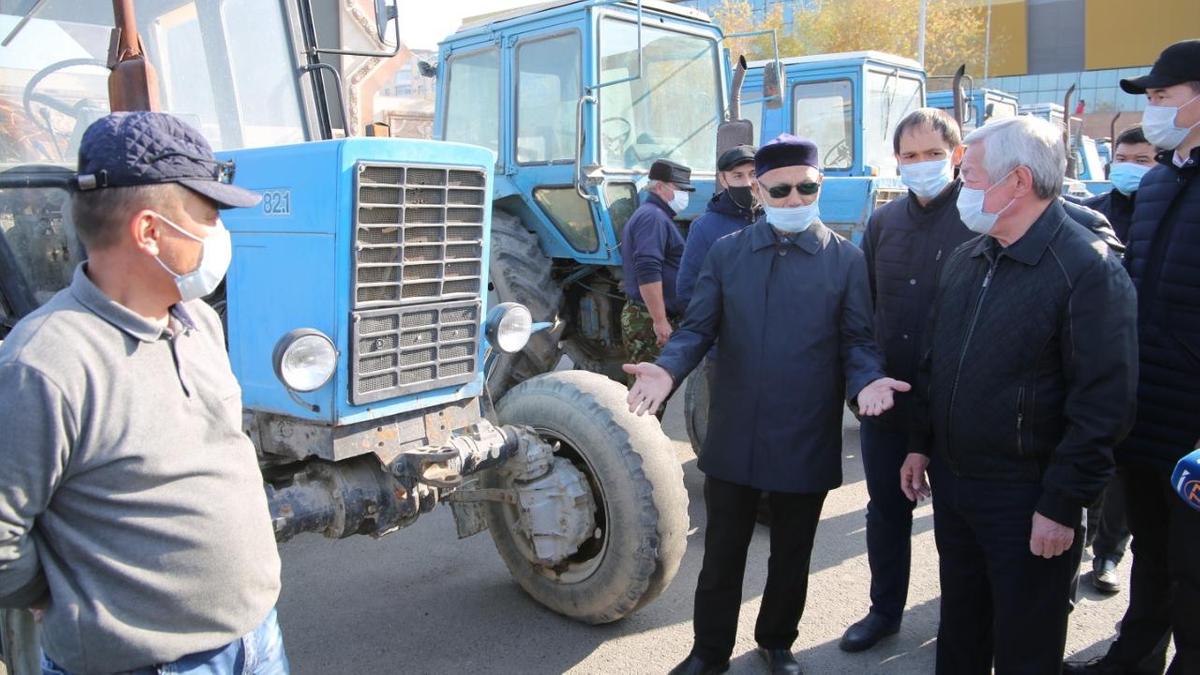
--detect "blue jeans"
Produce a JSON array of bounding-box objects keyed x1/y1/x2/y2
[{"x1": 42, "y1": 608, "x2": 289, "y2": 675}]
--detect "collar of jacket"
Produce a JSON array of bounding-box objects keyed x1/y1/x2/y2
[
  {"x1": 907, "y1": 177, "x2": 962, "y2": 218},
  {"x1": 69, "y1": 263, "x2": 198, "y2": 343},
  {"x1": 1156, "y1": 145, "x2": 1199, "y2": 171},
  {"x1": 708, "y1": 189, "x2": 759, "y2": 221},
  {"x1": 644, "y1": 191, "x2": 676, "y2": 217},
  {"x1": 969, "y1": 197, "x2": 1067, "y2": 266},
  {"x1": 748, "y1": 217, "x2": 828, "y2": 254}
]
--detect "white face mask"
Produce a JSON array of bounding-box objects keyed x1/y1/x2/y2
[
  {"x1": 955, "y1": 170, "x2": 1017, "y2": 235},
  {"x1": 899, "y1": 158, "x2": 955, "y2": 200},
  {"x1": 763, "y1": 201, "x2": 820, "y2": 233},
  {"x1": 152, "y1": 212, "x2": 232, "y2": 302},
  {"x1": 667, "y1": 188, "x2": 689, "y2": 213},
  {"x1": 1142, "y1": 93, "x2": 1200, "y2": 150}
]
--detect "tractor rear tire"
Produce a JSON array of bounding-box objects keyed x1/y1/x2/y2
[
  {"x1": 483, "y1": 371, "x2": 688, "y2": 623},
  {"x1": 488, "y1": 210, "x2": 563, "y2": 398},
  {"x1": 684, "y1": 358, "x2": 712, "y2": 457}
]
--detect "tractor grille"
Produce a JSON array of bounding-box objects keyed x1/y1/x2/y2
[
  {"x1": 873, "y1": 187, "x2": 908, "y2": 211},
  {"x1": 351, "y1": 300, "x2": 482, "y2": 404},
  {"x1": 350, "y1": 162, "x2": 487, "y2": 404}
]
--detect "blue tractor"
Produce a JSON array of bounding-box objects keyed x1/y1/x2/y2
[
  {"x1": 927, "y1": 86, "x2": 1019, "y2": 131},
  {"x1": 739, "y1": 51, "x2": 926, "y2": 245},
  {"x1": 0, "y1": 2, "x2": 690, "y2": 661},
  {"x1": 432, "y1": 0, "x2": 776, "y2": 392}
]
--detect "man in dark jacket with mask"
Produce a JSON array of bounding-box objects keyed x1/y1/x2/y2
[
  {"x1": 1065, "y1": 39, "x2": 1200, "y2": 675},
  {"x1": 901, "y1": 115, "x2": 1138, "y2": 675},
  {"x1": 1084, "y1": 125, "x2": 1159, "y2": 244},
  {"x1": 841, "y1": 108, "x2": 976, "y2": 652},
  {"x1": 625, "y1": 134, "x2": 911, "y2": 675},
  {"x1": 620, "y1": 159, "x2": 695, "y2": 369},
  {"x1": 677, "y1": 145, "x2": 759, "y2": 309}
]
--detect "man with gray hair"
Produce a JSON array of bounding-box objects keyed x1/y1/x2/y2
[{"x1": 899, "y1": 115, "x2": 1138, "y2": 674}]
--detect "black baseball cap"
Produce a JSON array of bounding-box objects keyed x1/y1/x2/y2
[
  {"x1": 1120, "y1": 40, "x2": 1200, "y2": 95},
  {"x1": 717, "y1": 145, "x2": 757, "y2": 172},
  {"x1": 648, "y1": 159, "x2": 695, "y2": 191},
  {"x1": 76, "y1": 112, "x2": 261, "y2": 209}
]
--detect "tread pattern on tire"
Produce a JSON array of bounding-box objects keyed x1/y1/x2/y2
[
  {"x1": 485, "y1": 371, "x2": 688, "y2": 624},
  {"x1": 488, "y1": 210, "x2": 563, "y2": 398}
]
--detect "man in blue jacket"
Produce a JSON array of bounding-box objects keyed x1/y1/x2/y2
[
  {"x1": 841, "y1": 108, "x2": 975, "y2": 653},
  {"x1": 625, "y1": 135, "x2": 910, "y2": 675},
  {"x1": 677, "y1": 145, "x2": 759, "y2": 309},
  {"x1": 1065, "y1": 39, "x2": 1200, "y2": 675},
  {"x1": 619, "y1": 159, "x2": 694, "y2": 370}
]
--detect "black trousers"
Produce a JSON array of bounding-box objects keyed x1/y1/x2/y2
[
  {"x1": 929, "y1": 456, "x2": 1083, "y2": 675},
  {"x1": 692, "y1": 476, "x2": 826, "y2": 663},
  {"x1": 859, "y1": 419, "x2": 917, "y2": 623},
  {"x1": 1101, "y1": 463, "x2": 1200, "y2": 675},
  {"x1": 1084, "y1": 469, "x2": 1131, "y2": 563}
]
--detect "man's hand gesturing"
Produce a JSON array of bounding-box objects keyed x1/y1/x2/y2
[
  {"x1": 857, "y1": 377, "x2": 912, "y2": 417},
  {"x1": 623, "y1": 362, "x2": 674, "y2": 416}
]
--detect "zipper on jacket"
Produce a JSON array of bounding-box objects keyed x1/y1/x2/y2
[
  {"x1": 946, "y1": 256, "x2": 999, "y2": 467},
  {"x1": 1016, "y1": 384, "x2": 1025, "y2": 455}
]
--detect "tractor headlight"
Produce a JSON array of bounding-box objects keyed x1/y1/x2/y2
[
  {"x1": 272, "y1": 329, "x2": 337, "y2": 392},
  {"x1": 486, "y1": 302, "x2": 533, "y2": 354}
]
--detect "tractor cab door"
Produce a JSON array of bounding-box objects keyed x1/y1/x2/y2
[{"x1": 504, "y1": 18, "x2": 602, "y2": 257}]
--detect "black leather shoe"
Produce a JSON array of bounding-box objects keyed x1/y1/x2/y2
[
  {"x1": 1062, "y1": 657, "x2": 1123, "y2": 674},
  {"x1": 757, "y1": 648, "x2": 803, "y2": 674},
  {"x1": 838, "y1": 612, "x2": 901, "y2": 652},
  {"x1": 1091, "y1": 558, "x2": 1121, "y2": 594},
  {"x1": 667, "y1": 654, "x2": 729, "y2": 675}
]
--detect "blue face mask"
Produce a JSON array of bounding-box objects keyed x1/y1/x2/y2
[
  {"x1": 899, "y1": 158, "x2": 955, "y2": 200},
  {"x1": 1107, "y1": 162, "x2": 1151, "y2": 196},
  {"x1": 763, "y1": 201, "x2": 820, "y2": 233}
]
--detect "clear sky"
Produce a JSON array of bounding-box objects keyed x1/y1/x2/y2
[{"x1": 398, "y1": 0, "x2": 541, "y2": 50}]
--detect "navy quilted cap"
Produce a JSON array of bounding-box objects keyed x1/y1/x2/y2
[{"x1": 77, "y1": 111, "x2": 260, "y2": 209}]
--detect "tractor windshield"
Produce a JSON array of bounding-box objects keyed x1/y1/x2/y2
[
  {"x1": 0, "y1": 0, "x2": 307, "y2": 167},
  {"x1": 1, "y1": 0, "x2": 308, "y2": 314},
  {"x1": 597, "y1": 17, "x2": 722, "y2": 172},
  {"x1": 864, "y1": 70, "x2": 924, "y2": 176}
]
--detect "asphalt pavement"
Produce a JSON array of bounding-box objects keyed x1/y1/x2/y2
[{"x1": 271, "y1": 387, "x2": 1137, "y2": 675}]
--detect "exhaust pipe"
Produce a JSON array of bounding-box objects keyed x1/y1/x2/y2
[{"x1": 729, "y1": 55, "x2": 747, "y2": 121}]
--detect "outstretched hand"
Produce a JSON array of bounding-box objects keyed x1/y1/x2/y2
[
  {"x1": 623, "y1": 362, "x2": 674, "y2": 416},
  {"x1": 857, "y1": 377, "x2": 911, "y2": 417}
]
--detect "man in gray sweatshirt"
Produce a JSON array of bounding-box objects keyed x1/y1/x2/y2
[{"x1": 0, "y1": 112, "x2": 286, "y2": 674}]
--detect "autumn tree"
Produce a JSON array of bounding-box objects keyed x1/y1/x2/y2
[{"x1": 710, "y1": 0, "x2": 997, "y2": 81}]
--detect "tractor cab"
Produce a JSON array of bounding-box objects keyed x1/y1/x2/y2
[
  {"x1": 434, "y1": 0, "x2": 729, "y2": 266},
  {"x1": 742, "y1": 51, "x2": 926, "y2": 243},
  {"x1": 928, "y1": 86, "x2": 1018, "y2": 131}
]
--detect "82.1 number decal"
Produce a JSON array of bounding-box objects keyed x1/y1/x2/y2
[{"x1": 261, "y1": 189, "x2": 292, "y2": 216}]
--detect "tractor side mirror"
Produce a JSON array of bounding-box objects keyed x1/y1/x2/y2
[
  {"x1": 763, "y1": 59, "x2": 785, "y2": 110},
  {"x1": 373, "y1": 0, "x2": 398, "y2": 46}
]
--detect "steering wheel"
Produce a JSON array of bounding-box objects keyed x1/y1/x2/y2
[
  {"x1": 601, "y1": 117, "x2": 633, "y2": 160},
  {"x1": 824, "y1": 139, "x2": 850, "y2": 169},
  {"x1": 22, "y1": 58, "x2": 109, "y2": 157}
]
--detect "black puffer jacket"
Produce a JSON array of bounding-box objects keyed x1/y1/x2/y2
[
  {"x1": 1119, "y1": 146, "x2": 1200, "y2": 470},
  {"x1": 1082, "y1": 189, "x2": 1136, "y2": 244},
  {"x1": 911, "y1": 199, "x2": 1139, "y2": 526},
  {"x1": 862, "y1": 180, "x2": 974, "y2": 430}
]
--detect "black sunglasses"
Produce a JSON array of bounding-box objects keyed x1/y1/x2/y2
[{"x1": 765, "y1": 181, "x2": 821, "y2": 199}]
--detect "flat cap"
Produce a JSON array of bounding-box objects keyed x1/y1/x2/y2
[
  {"x1": 1120, "y1": 40, "x2": 1200, "y2": 95},
  {"x1": 717, "y1": 145, "x2": 757, "y2": 172},
  {"x1": 77, "y1": 112, "x2": 260, "y2": 209},
  {"x1": 648, "y1": 159, "x2": 696, "y2": 191},
  {"x1": 755, "y1": 133, "x2": 820, "y2": 177}
]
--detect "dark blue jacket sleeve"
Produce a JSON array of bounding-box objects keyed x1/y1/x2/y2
[
  {"x1": 628, "y1": 211, "x2": 669, "y2": 286},
  {"x1": 841, "y1": 250, "x2": 887, "y2": 402},
  {"x1": 677, "y1": 215, "x2": 717, "y2": 310},
  {"x1": 656, "y1": 241, "x2": 724, "y2": 385}
]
